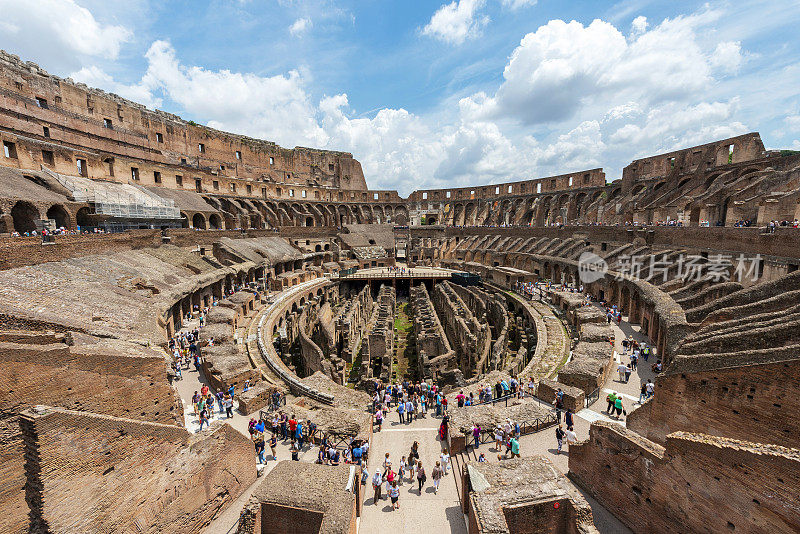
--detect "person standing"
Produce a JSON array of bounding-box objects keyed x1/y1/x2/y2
[
  {"x1": 198, "y1": 405, "x2": 209, "y2": 431},
  {"x1": 509, "y1": 436, "x2": 520, "y2": 459},
  {"x1": 472, "y1": 423, "x2": 481, "y2": 449},
  {"x1": 372, "y1": 469, "x2": 383, "y2": 504},
  {"x1": 389, "y1": 480, "x2": 400, "y2": 510},
  {"x1": 565, "y1": 426, "x2": 578, "y2": 450},
  {"x1": 383, "y1": 453, "x2": 392, "y2": 477},
  {"x1": 405, "y1": 399, "x2": 414, "y2": 423},
  {"x1": 375, "y1": 406, "x2": 383, "y2": 432},
  {"x1": 565, "y1": 408, "x2": 574, "y2": 429},
  {"x1": 269, "y1": 433, "x2": 277, "y2": 460},
  {"x1": 224, "y1": 393, "x2": 233, "y2": 418},
  {"x1": 614, "y1": 396, "x2": 625, "y2": 419},
  {"x1": 398, "y1": 456, "x2": 407, "y2": 484},
  {"x1": 408, "y1": 442, "x2": 419, "y2": 479},
  {"x1": 398, "y1": 400, "x2": 405, "y2": 424},
  {"x1": 555, "y1": 424, "x2": 565, "y2": 454},
  {"x1": 416, "y1": 461, "x2": 426, "y2": 494},
  {"x1": 554, "y1": 391, "x2": 564, "y2": 422},
  {"x1": 606, "y1": 392, "x2": 617, "y2": 414},
  {"x1": 440, "y1": 450, "x2": 449, "y2": 475},
  {"x1": 432, "y1": 461, "x2": 443, "y2": 494}
]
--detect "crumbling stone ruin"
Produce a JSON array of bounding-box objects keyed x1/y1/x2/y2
[
  {"x1": 410, "y1": 283, "x2": 455, "y2": 381},
  {"x1": 0, "y1": 45, "x2": 799, "y2": 533},
  {"x1": 360, "y1": 285, "x2": 395, "y2": 381}
]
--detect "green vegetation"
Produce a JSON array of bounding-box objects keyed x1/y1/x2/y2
[
  {"x1": 394, "y1": 303, "x2": 412, "y2": 332},
  {"x1": 392, "y1": 302, "x2": 417, "y2": 381}
]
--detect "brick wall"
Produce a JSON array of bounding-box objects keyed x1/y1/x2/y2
[
  {"x1": 20, "y1": 408, "x2": 256, "y2": 534},
  {"x1": 0, "y1": 339, "x2": 185, "y2": 533},
  {"x1": 569, "y1": 422, "x2": 800, "y2": 534},
  {"x1": 536, "y1": 380, "x2": 585, "y2": 413},
  {"x1": 260, "y1": 504, "x2": 324, "y2": 534},
  {"x1": 627, "y1": 359, "x2": 800, "y2": 449},
  {"x1": 0, "y1": 230, "x2": 161, "y2": 269}
]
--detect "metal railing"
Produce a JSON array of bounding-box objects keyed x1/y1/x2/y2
[
  {"x1": 338, "y1": 272, "x2": 453, "y2": 280},
  {"x1": 585, "y1": 387, "x2": 601, "y2": 408},
  {"x1": 257, "y1": 393, "x2": 287, "y2": 421},
  {"x1": 467, "y1": 411, "x2": 559, "y2": 445}
]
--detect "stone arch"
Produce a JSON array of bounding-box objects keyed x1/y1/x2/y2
[
  {"x1": 555, "y1": 194, "x2": 569, "y2": 224},
  {"x1": 46, "y1": 204, "x2": 70, "y2": 228},
  {"x1": 76, "y1": 207, "x2": 92, "y2": 229},
  {"x1": 572, "y1": 192, "x2": 587, "y2": 222},
  {"x1": 394, "y1": 206, "x2": 409, "y2": 226},
  {"x1": 536, "y1": 196, "x2": 552, "y2": 226},
  {"x1": 11, "y1": 201, "x2": 40, "y2": 233},
  {"x1": 464, "y1": 202, "x2": 476, "y2": 226},
  {"x1": 192, "y1": 213, "x2": 206, "y2": 229},
  {"x1": 209, "y1": 213, "x2": 222, "y2": 229},
  {"x1": 179, "y1": 212, "x2": 190, "y2": 228}
]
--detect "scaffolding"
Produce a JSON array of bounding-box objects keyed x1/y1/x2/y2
[{"x1": 41, "y1": 167, "x2": 181, "y2": 220}]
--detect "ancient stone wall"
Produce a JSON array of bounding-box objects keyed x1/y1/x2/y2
[
  {"x1": 20, "y1": 407, "x2": 256, "y2": 534},
  {"x1": 364, "y1": 285, "x2": 395, "y2": 380},
  {"x1": 627, "y1": 357, "x2": 800, "y2": 449},
  {"x1": 0, "y1": 50, "x2": 368, "y2": 196},
  {"x1": 433, "y1": 281, "x2": 490, "y2": 378},
  {"x1": 569, "y1": 422, "x2": 800, "y2": 534},
  {"x1": 0, "y1": 335, "x2": 184, "y2": 534},
  {"x1": 410, "y1": 283, "x2": 455, "y2": 380},
  {"x1": 334, "y1": 284, "x2": 372, "y2": 363}
]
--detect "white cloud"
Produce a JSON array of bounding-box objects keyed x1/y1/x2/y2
[
  {"x1": 28, "y1": 2, "x2": 767, "y2": 195},
  {"x1": 141, "y1": 40, "x2": 327, "y2": 147},
  {"x1": 501, "y1": 0, "x2": 536, "y2": 9},
  {"x1": 71, "y1": 65, "x2": 162, "y2": 109},
  {"x1": 0, "y1": 0, "x2": 131, "y2": 71},
  {"x1": 422, "y1": 0, "x2": 489, "y2": 45},
  {"x1": 710, "y1": 41, "x2": 743, "y2": 73},
  {"x1": 289, "y1": 17, "x2": 312, "y2": 36},
  {"x1": 785, "y1": 115, "x2": 800, "y2": 132},
  {"x1": 631, "y1": 15, "x2": 647, "y2": 35},
  {"x1": 608, "y1": 99, "x2": 746, "y2": 148},
  {"x1": 463, "y1": 10, "x2": 735, "y2": 126}
]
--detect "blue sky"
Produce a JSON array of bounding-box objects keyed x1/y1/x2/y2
[{"x1": 1, "y1": 0, "x2": 799, "y2": 195}]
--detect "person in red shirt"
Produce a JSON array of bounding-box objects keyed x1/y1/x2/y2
[
  {"x1": 288, "y1": 415, "x2": 298, "y2": 445},
  {"x1": 200, "y1": 384, "x2": 209, "y2": 397}
]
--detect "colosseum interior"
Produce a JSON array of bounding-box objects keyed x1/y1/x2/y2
[{"x1": 0, "y1": 44, "x2": 799, "y2": 534}]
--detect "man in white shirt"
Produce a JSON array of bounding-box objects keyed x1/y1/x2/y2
[
  {"x1": 617, "y1": 362, "x2": 627, "y2": 382},
  {"x1": 440, "y1": 450, "x2": 449, "y2": 474}
]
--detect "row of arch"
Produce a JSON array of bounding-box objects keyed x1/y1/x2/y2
[
  {"x1": 452, "y1": 246, "x2": 685, "y2": 358},
  {"x1": 441, "y1": 188, "x2": 613, "y2": 227},
  {"x1": 192, "y1": 197, "x2": 411, "y2": 230},
  {"x1": 0, "y1": 201, "x2": 77, "y2": 233}
]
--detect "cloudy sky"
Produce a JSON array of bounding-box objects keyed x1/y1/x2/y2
[{"x1": 1, "y1": 0, "x2": 799, "y2": 194}]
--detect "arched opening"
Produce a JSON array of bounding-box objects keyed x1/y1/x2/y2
[
  {"x1": 324, "y1": 243, "x2": 330, "y2": 251},
  {"x1": 315, "y1": 244, "x2": 322, "y2": 252},
  {"x1": 192, "y1": 213, "x2": 206, "y2": 229},
  {"x1": 76, "y1": 207, "x2": 92, "y2": 230},
  {"x1": 306, "y1": 216, "x2": 314, "y2": 227},
  {"x1": 426, "y1": 216, "x2": 437, "y2": 225},
  {"x1": 46, "y1": 204, "x2": 70, "y2": 228},
  {"x1": 179, "y1": 212, "x2": 190, "y2": 228},
  {"x1": 209, "y1": 213, "x2": 222, "y2": 229},
  {"x1": 11, "y1": 201, "x2": 40, "y2": 233}
]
